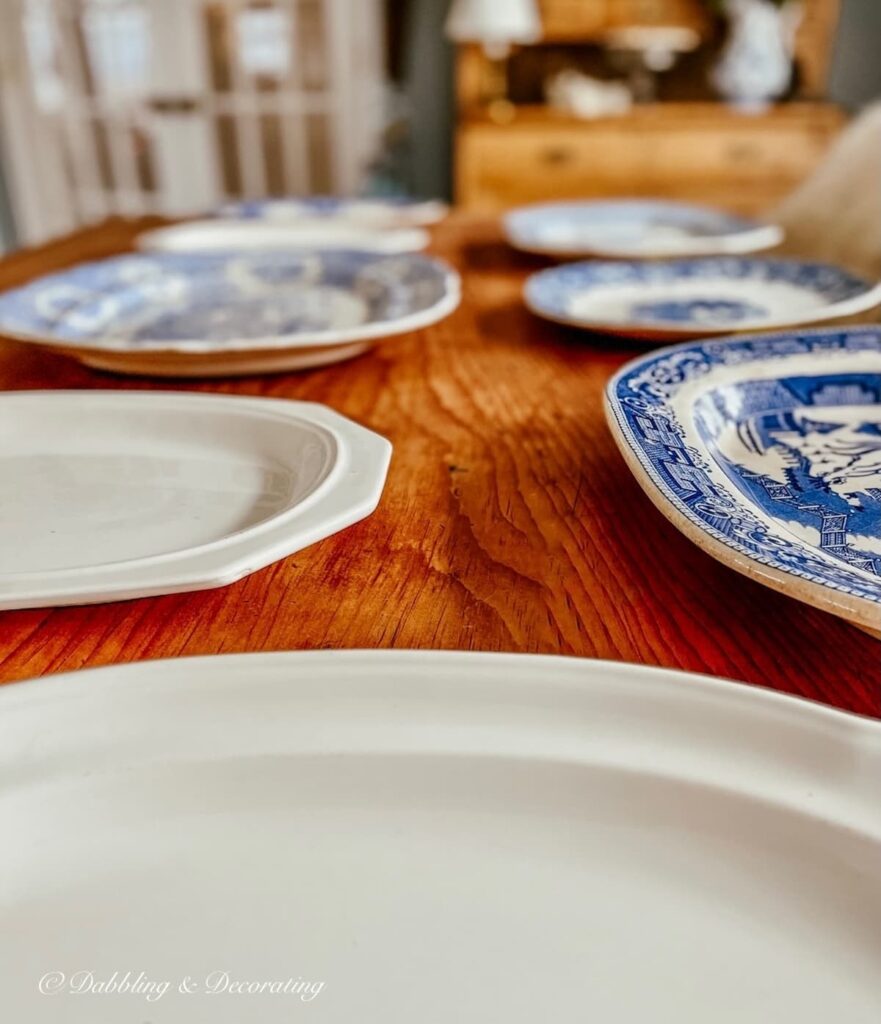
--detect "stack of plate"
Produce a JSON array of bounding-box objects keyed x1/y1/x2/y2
[
  {"x1": 509, "y1": 199, "x2": 881, "y2": 340},
  {"x1": 0, "y1": 196, "x2": 458, "y2": 606},
  {"x1": 139, "y1": 196, "x2": 450, "y2": 255}
]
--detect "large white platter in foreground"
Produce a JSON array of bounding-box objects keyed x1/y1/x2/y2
[
  {"x1": 0, "y1": 392, "x2": 391, "y2": 608},
  {"x1": 1, "y1": 650, "x2": 878, "y2": 1022}
]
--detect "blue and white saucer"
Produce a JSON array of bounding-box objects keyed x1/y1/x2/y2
[
  {"x1": 505, "y1": 200, "x2": 783, "y2": 259},
  {"x1": 605, "y1": 325, "x2": 881, "y2": 636},
  {"x1": 525, "y1": 258, "x2": 881, "y2": 340},
  {"x1": 0, "y1": 250, "x2": 460, "y2": 377},
  {"x1": 218, "y1": 196, "x2": 449, "y2": 228}
]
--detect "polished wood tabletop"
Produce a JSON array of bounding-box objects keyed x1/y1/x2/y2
[{"x1": 0, "y1": 213, "x2": 876, "y2": 715}]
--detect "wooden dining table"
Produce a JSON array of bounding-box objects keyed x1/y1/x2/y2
[{"x1": 0, "y1": 211, "x2": 876, "y2": 716}]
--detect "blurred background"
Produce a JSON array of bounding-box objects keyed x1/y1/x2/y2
[{"x1": 0, "y1": 0, "x2": 878, "y2": 251}]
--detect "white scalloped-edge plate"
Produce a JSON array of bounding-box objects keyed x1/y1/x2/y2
[
  {"x1": 0, "y1": 392, "x2": 391, "y2": 608},
  {"x1": 1, "y1": 650, "x2": 879, "y2": 1022}
]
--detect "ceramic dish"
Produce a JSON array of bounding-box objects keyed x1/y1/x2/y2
[
  {"x1": 2, "y1": 650, "x2": 879, "y2": 1022},
  {"x1": 0, "y1": 391, "x2": 391, "y2": 608},
  {"x1": 0, "y1": 250, "x2": 460, "y2": 376},
  {"x1": 605, "y1": 325, "x2": 881, "y2": 636},
  {"x1": 218, "y1": 195, "x2": 449, "y2": 227},
  {"x1": 505, "y1": 199, "x2": 783, "y2": 258},
  {"x1": 137, "y1": 220, "x2": 430, "y2": 255},
  {"x1": 525, "y1": 257, "x2": 881, "y2": 340}
]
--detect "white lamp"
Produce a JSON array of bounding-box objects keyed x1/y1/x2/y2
[
  {"x1": 445, "y1": 0, "x2": 541, "y2": 121},
  {"x1": 446, "y1": 0, "x2": 541, "y2": 57}
]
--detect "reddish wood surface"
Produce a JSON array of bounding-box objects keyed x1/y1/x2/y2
[{"x1": 0, "y1": 214, "x2": 876, "y2": 715}]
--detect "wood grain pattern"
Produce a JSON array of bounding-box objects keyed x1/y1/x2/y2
[
  {"x1": 0, "y1": 214, "x2": 877, "y2": 716},
  {"x1": 455, "y1": 104, "x2": 846, "y2": 214}
]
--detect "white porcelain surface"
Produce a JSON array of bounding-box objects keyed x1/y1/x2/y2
[
  {"x1": 1, "y1": 650, "x2": 879, "y2": 1023},
  {"x1": 712, "y1": 0, "x2": 799, "y2": 108},
  {"x1": 138, "y1": 220, "x2": 430, "y2": 255},
  {"x1": 0, "y1": 392, "x2": 391, "y2": 608}
]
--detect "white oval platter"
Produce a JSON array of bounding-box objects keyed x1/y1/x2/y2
[
  {"x1": 1, "y1": 650, "x2": 879, "y2": 1022},
  {"x1": 137, "y1": 220, "x2": 430, "y2": 255},
  {"x1": 605, "y1": 325, "x2": 881, "y2": 636},
  {"x1": 0, "y1": 391, "x2": 391, "y2": 608},
  {"x1": 526, "y1": 257, "x2": 881, "y2": 340},
  {"x1": 505, "y1": 199, "x2": 783, "y2": 259},
  {"x1": 0, "y1": 251, "x2": 460, "y2": 377}
]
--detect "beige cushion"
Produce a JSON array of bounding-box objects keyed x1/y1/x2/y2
[{"x1": 773, "y1": 102, "x2": 881, "y2": 279}]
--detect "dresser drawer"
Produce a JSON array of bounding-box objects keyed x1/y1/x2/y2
[{"x1": 456, "y1": 113, "x2": 842, "y2": 214}]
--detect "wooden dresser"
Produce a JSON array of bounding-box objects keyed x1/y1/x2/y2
[{"x1": 454, "y1": 0, "x2": 844, "y2": 214}]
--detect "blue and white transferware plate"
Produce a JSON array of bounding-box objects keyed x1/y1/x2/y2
[
  {"x1": 605, "y1": 326, "x2": 881, "y2": 636},
  {"x1": 526, "y1": 258, "x2": 881, "y2": 341},
  {"x1": 505, "y1": 200, "x2": 783, "y2": 259},
  {"x1": 0, "y1": 251, "x2": 460, "y2": 377},
  {"x1": 218, "y1": 196, "x2": 449, "y2": 228}
]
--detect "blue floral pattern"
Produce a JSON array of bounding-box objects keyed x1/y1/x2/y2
[
  {"x1": 506, "y1": 200, "x2": 773, "y2": 247},
  {"x1": 631, "y1": 298, "x2": 768, "y2": 325},
  {"x1": 527, "y1": 258, "x2": 875, "y2": 327},
  {"x1": 607, "y1": 327, "x2": 881, "y2": 609},
  {"x1": 0, "y1": 251, "x2": 455, "y2": 349}
]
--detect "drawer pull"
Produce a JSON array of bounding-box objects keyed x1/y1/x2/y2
[{"x1": 541, "y1": 147, "x2": 576, "y2": 166}]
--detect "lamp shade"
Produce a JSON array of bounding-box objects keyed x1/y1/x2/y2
[{"x1": 445, "y1": 0, "x2": 542, "y2": 47}]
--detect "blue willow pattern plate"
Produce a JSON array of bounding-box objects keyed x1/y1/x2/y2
[
  {"x1": 505, "y1": 199, "x2": 783, "y2": 258},
  {"x1": 526, "y1": 258, "x2": 881, "y2": 340},
  {"x1": 605, "y1": 326, "x2": 881, "y2": 635},
  {"x1": 0, "y1": 251, "x2": 460, "y2": 353}
]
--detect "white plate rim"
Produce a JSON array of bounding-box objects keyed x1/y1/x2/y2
[
  {"x1": 0, "y1": 391, "x2": 391, "y2": 609},
  {"x1": 1, "y1": 650, "x2": 878, "y2": 840}
]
